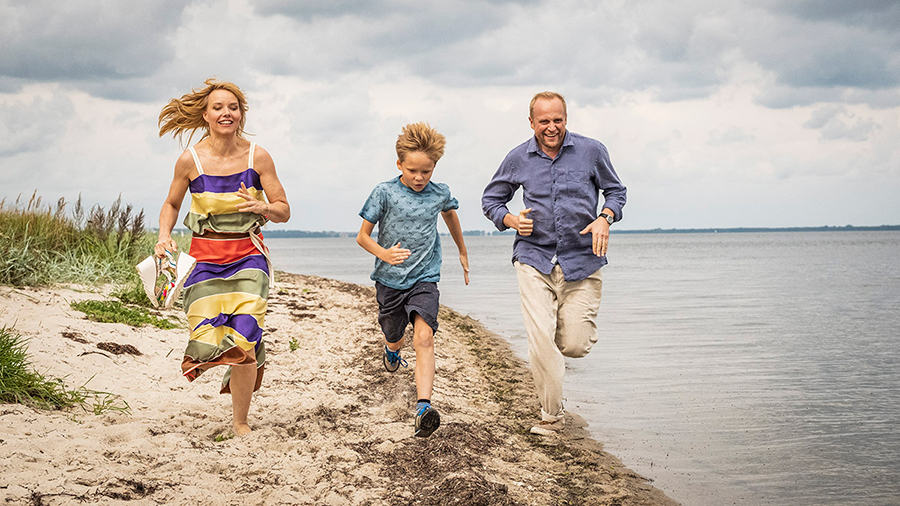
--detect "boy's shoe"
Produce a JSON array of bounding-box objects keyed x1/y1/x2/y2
[
  {"x1": 530, "y1": 418, "x2": 565, "y2": 436},
  {"x1": 383, "y1": 345, "x2": 408, "y2": 372},
  {"x1": 414, "y1": 404, "x2": 441, "y2": 438}
]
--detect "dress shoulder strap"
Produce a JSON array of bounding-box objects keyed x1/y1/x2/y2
[
  {"x1": 248, "y1": 142, "x2": 257, "y2": 170},
  {"x1": 188, "y1": 146, "x2": 204, "y2": 176}
]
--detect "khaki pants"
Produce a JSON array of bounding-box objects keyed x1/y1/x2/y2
[{"x1": 515, "y1": 261, "x2": 602, "y2": 420}]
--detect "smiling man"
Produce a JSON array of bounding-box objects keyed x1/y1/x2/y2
[{"x1": 481, "y1": 91, "x2": 627, "y2": 436}]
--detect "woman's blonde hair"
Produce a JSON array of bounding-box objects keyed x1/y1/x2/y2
[
  {"x1": 158, "y1": 78, "x2": 249, "y2": 147},
  {"x1": 395, "y1": 122, "x2": 446, "y2": 164}
]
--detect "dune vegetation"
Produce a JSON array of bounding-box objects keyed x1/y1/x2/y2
[{"x1": 0, "y1": 192, "x2": 168, "y2": 413}]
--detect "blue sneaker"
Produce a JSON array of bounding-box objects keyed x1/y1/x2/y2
[
  {"x1": 414, "y1": 404, "x2": 440, "y2": 438},
  {"x1": 383, "y1": 345, "x2": 408, "y2": 372}
]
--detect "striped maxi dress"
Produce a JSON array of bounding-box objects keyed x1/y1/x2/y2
[{"x1": 180, "y1": 142, "x2": 272, "y2": 394}]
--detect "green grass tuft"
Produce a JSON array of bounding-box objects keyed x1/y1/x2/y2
[
  {"x1": 0, "y1": 192, "x2": 150, "y2": 288},
  {"x1": 70, "y1": 300, "x2": 180, "y2": 329},
  {"x1": 0, "y1": 326, "x2": 130, "y2": 414}
]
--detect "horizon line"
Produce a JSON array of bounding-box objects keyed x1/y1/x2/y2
[{"x1": 235, "y1": 224, "x2": 900, "y2": 237}]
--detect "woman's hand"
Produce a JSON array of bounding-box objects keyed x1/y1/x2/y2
[
  {"x1": 236, "y1": 182, "x2": 269, "y2": 218},
  {"x1": 154, "y1": 237, "x2": 178, "y2": 258}
]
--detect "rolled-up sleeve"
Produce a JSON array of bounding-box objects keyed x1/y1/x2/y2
[
  {"x1": 596, "y1": 146, "x2": 627, "y2": 222},
  {"x1": 481, "y1": 157, "x2": 518, "y2": 231}
]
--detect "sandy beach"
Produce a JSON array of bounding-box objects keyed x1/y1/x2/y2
[{"x1": 0, "y1": 272, "x2": 678, "y2": 505}]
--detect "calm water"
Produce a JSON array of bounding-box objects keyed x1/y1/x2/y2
[{"x1": 267, "y1": 232, "x2": 900, "y2": 506}]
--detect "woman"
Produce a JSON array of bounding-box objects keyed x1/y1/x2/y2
[{"x1": 156, "y1": 78, "x2": 290, "y2": 436}]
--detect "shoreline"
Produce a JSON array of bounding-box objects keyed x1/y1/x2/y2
[{"x1": 0, "y1": 272, "x2": 678, "y2": 505}]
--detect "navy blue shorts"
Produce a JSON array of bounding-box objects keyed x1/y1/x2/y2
[{"x1": 375, "y1": 281, "x2": 440, "y2": 343}]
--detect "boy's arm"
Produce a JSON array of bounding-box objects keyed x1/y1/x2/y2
[
  {"x1": 356, "y1": 219, "x2": 411, "y2": 265},
  {"x1": 440, "y1": 209, "x2": 470, "y2": 285}
]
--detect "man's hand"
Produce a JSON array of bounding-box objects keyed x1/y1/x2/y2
[
  {"x1": 502, "y1": 208, "x2": 534, "y2": 235},
  {"x1": 517, "y1": 208, "x2": 534, "y2": 236},
  {"x1": 381, "y1": 242, "x2": 411, "y2": 265},
  {"x1": 579, "y1": 217, "x2": 610, "y2": 257}
]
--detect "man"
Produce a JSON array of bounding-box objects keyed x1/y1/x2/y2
[{"x1": 481, "y1": 91, "x2": 627, "y2": 436}]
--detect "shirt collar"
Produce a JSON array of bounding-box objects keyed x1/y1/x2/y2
[{"x1": 525, "y1": 131, "x2": 574, "y2": 156}]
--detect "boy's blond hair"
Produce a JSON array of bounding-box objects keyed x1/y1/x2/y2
[
  {"x1": 529, "y1": 91, "x2": 567, "y2": 119},
  {"x1": 158, "y1": 78, "x2": 250, "y2": 147},
  {"x1": 396, "y1": 122, "x2": 446, "y2": 164}
]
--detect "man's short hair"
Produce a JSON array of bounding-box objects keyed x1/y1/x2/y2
[
  {"x1": 529, "y1": 91, "x2": 567, "y2": 119},
  {"x1": 396, "y1": 122, "x2": 446, "y2": 164}
]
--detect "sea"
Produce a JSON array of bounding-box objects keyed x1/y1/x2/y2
[{"x1": 266, "y1": 231, "x2": 900, "y2": 506}]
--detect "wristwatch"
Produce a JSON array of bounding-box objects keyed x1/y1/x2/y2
[{"x1": 599, "y1": 212, "x2": 614, "y2": 225}]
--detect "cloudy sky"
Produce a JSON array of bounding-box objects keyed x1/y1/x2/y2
[{"x1": 2, "y1": 0, "x2": 898, "y2": 232}]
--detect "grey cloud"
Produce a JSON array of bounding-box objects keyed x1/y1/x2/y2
[
  {"x1": 820, "y1": 116, "x2": 878, "y2": 141},
  {"x1": 804, "y1": 105, "x2": 844, "y2": 129},
  {"x1": 248, "y1": 0, "x2": 546, "y2": 84},
  {"x1": 766, "y1": 0, "x2": 900, "y2": 30},
  {"x1": 0, "y1": 1, "x2": 186, "y2": 88},
  {"x1": 743, "y1": 0, "x2": 900, "y2": 105},
  {"x1": 804, "y1": 105, "x2": 879, "y2": 141},
  {"x1": 707, "y1": 126, "x2": 754, "y2": 146},
  {"x1": 253, "y1": 0, "x2": 391, "y2": 20}
]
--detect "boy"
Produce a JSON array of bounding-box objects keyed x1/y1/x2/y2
[{"x1": 357, "y1": 122, "x2": 470, "y2": 438}]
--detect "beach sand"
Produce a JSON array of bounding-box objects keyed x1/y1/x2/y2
[{"x1": 0, "y1": 272, "x2": 678, "y2": 505}]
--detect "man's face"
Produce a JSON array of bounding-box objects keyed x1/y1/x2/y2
[{"x1": 529, "y1": 98, "x2": 567, "y2": 155}]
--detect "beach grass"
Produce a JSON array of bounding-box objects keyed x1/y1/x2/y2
[
  {"x1": 0, "y1": 192, "x2": 150, "y2": 289},
  {"x1": 0, "y1": 326, "x2": 130, "y2": 414},
  {"x1": 70, "y1": 300, "x2": 181, "y2": 329},
  {"x1": 0, "y1": 192, "x2": 153, "y2": 414}
]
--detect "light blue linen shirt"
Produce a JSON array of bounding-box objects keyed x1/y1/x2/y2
[
  {"x1": 360, "y1": 176, "x2": 460, "y2": 290},
  {"x1": 482, "y1": 131, "x2": 627, "y2": 281}
]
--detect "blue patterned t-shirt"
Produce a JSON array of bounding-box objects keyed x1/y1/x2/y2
[{"x1": 360, "y1": 176, "x2": 460, "y2": 290}]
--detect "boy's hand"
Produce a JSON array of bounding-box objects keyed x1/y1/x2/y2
[
  {"x1": 460, "y1": 254, "x2": 470, "y2": 285},
  {"x1": 382, "y1": 242, "x2": 411, "y2": 265}
]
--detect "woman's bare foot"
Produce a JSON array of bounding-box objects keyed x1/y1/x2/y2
[{"x1": 234, "y1": 423, "x2": 252, "y2": 436}]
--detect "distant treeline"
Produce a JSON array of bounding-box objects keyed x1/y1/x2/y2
[
  {"x1": 610, "y1": 225, "x2": 900, "y2": 234},
  {"x1": 171, "y1": 225, "x2": 899, "y2": 239},
  {"x1": 258, "y1": 229, "x2": 516, "y2": 238}
]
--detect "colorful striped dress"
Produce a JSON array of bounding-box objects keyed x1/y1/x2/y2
[{"x1": 180, "y1": 142, "x2": 271, "y2": 394}]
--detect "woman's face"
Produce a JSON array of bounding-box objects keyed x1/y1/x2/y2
[{"x1": 202, "y1": 89, "x2": 242, "y2": 136}]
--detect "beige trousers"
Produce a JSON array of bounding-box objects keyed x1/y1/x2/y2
[{"x1": 515, "y1": 261, "x2": 602, "y2": 420}]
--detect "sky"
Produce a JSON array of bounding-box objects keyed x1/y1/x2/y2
[{"x1": 1, "y1": 0, "x2": 899, "y2": 232}]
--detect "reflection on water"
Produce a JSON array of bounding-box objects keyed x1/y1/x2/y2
[{"x1": 268, "y1": 232, "x2": 900, "y2": 506}]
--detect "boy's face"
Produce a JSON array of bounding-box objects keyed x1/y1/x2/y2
[{"x1": 397, "y1": 151, "x2": 436, "y2": 192}]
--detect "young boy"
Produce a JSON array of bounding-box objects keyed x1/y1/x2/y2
[{"x1": 357, "y1": 122, "x2": 470, "y2": 438}]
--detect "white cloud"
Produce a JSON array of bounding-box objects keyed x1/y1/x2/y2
[{"x1": 0, "y1": 0, "x2": 898, "y2": 230}]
